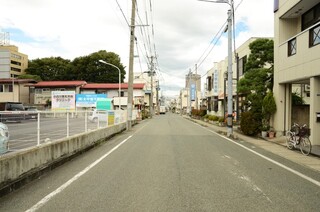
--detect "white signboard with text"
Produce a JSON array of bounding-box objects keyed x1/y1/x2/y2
[{"x1": 51, "y1": 91, "x2": 76, "y2": 111}]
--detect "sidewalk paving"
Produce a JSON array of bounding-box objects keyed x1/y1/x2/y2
[{"x1": 185, "y1": 116, "x2": 320, "y2": 172}]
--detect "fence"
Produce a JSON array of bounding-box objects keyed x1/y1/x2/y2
[{"x1": 0, "y1": 109, "x2": 140, "y2": 154}]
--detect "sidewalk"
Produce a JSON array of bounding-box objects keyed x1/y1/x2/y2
[
  {"x1": 185, "y1": 116, "x2": 320, "y2": 172},
  {"x1": 263, "y1": 134, "x2": 320, "y2": 157}
]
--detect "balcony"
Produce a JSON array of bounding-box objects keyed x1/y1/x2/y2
[{"x1": 277, "y1": 23, "x2": 320, "y2": 84}]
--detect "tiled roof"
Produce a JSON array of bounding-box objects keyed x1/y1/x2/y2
[
  {"x1": 82, "y1": 83, "x2": 145, "y2": 89},
  {"x1": 33, "y1": 81, "x2": 87, "y2": 87}
]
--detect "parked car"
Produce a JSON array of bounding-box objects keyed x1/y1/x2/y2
[
  {"x1": 24, "y1": 106, "x2": 38, "y2": 120},
  {"x1": 0, "y1": 102, "x2": 25, "y2": 123},
  {"x1": 0, "y1": 122, "x2": 9, "y2": 154},
  {"x1": 88, "y1": 110, "x2": 108, "y2": 123}
]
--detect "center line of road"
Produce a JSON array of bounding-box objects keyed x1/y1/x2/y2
[
  {"x1": 25, "y1": 135, "x2": 133, "y2": 212},
  {"x1": 196, "y1": 123, "x2": 320, "y2": 188}
]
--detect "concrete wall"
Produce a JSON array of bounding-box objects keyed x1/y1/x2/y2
[{"x1": 0, "y1": 122, "x2": 127, "y2": 194}]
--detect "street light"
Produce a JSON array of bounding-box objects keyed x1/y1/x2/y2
[
  {"x1": 199, "y1": 0, "x2": 234, "y2": 137},
  {"x1": 98, "y1": 60, "x2": 121, "y2": 110}
]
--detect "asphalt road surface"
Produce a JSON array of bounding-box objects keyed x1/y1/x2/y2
[{"x1": 1, "y1": 113, "x2": 320, "y2": 211}]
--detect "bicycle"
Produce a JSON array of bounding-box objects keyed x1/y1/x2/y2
[{"x1": 286, "y1": 123, "x2": 312, "y2": 156}]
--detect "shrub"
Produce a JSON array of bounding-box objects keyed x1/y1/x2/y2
[
  {"x1": 240, "y1": 111, "x2": 260, "y2": 136},
  {"x1": 218, "y1": 116, "x2": 225, "y2": 123},
  {"x1": 208, "y1": 115, "x2": 218, "y2": 121},
  {"x1": 191, "y1": 109, "x2": 207, "y2": 118}
]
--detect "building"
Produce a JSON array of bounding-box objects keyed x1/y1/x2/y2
[
  {"x1": 0, "y1": 78, "x2": 37, "y2": 104},
  {"x1": 179, "y1": 73, "x2": 201, "y2": 114},
  {"x1": 133, "y1": 72, "x2": 159, "y2": 113},
  {"x1": 273, "y1": 0, "x2": 320, "y2": 146},
  {"x1": 81, "y1": 83, "x2": 146, "y2": 110},
  {"x1": 205, "y1": 37, "x2": 272, "y2": 119},
  {"x1": 0, "y1": 44, "x2": 28, "y2": 78},
  {"x1": 32, "y1": 81, "x2": 87, "y2": 105}
]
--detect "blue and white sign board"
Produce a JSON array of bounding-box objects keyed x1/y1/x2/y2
[
  {"x1": 190, "y1": 84, "x2": 196, "y2": 101},
  {"x1": 213, "y1": 70, "x2": 219, "y2": 94},
  {"x1": 76, "y1": 94, "x2": 107, "y2": 107}
]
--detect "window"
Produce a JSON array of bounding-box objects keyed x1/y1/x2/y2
[
  {"x1": 35, "y1": 89, "x2": 42, "y2": 94},
  {"x1": 309, "y1": 24, "x2": 320, "y2": 47},
  {"x1": 288, "y1": 38, "x2": 296, "y2": 56},
  {"x1": 207, "y1": 76, "x2": 212, "y2": 91},
  {"x1": 239, "y1": 55, "x2": 247, "y2": 76},
  {"x1": 302, "y1": 3, "x2": 320, "y2": 31},
  {"x1": 4, "y1": 84, "x2": 13, "y2": 92},
  {"x1": 11, "y1": 67, "x2": 21, "y2": 72}
]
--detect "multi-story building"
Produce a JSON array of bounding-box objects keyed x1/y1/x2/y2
[
  {"x1": 273, "y1": 0, "x2": 320, "y2": 146},
  {"x1": 179, "y1": 73, "x2": 201, "y2": 114},
  {"x1": 0, "y1": 44, "x2": 28, "y2": 78},
  {"x1": 205, "y1": 37, "x2": 272, "y2": 120}
]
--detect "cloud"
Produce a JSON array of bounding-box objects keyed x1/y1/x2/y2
[{"x1": 0, "y1": 0, "x2": 274, "y2": 97}]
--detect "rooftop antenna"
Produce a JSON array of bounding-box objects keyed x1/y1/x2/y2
[{"x1": 0, "y1": 31, "x2": 10, "y2": 45}]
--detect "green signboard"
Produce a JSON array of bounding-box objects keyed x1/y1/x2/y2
[{"x1": 96, "y1": 98, "x2": 112, "y2": 110}]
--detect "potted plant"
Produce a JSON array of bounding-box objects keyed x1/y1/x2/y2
[
  {"x1": 262, "y1": 91, "x2": 277, "y2": 138},
  {"x1": 260, "y1": 123, "x2": 270, "y2": 138},
  {"x1": 268, "y1": 127, "x2": 275, "y2": 138}
]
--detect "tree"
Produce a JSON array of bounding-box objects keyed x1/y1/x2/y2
[
  {"x1": 17, "y1": 74, "x2": 42, "y2": 81},
  {"x1": 26, "y1": 57, "x2": 72, "y2": 81},
  {"x1": 238, "y1": 38, "x2": 274, "y2": 132},
  {"x1": 25, "y1": 51, "x2": 126, "y2": 83},
  {"x1": 71, "y1": 50, "x2": 125, "y2": 83},
  {"x1": 262, "y1": 91, "x2": 277, "y2": 129},
  {"x1": 292, "y1": 92, "x2": 305, "y2": 105}
]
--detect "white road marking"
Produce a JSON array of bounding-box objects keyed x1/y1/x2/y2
[
  {"x1": 26, "y1": 122, "x2": 149, "y2": 212},
  {"x1": 25, "y1": 135, "x2": 133, "y2": 212},
  {"x1": 196, "y1": 122, "x2": 320, "y2": 188}
]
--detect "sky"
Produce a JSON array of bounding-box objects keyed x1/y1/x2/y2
[{"x1": 0, "y1": 0, "x2": 274, "y2": 97}]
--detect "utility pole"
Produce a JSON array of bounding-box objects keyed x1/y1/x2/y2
[
  {"x1": 156, "y1": 80, "x2": 159, "y2": 115},
  {"x1": 127, "y1": 0, "x2": 136, "y2": 130},
  {"x1": 195, "y1": 64, "x2": 198, "y2": 110},
  {"x1": 227, "y1": 9, "x2": 233, "y2": 137},
  {"x1": 149, "y1": 56, "x2": 154, "y2": 118}
]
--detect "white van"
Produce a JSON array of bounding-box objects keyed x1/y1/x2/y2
[{"x1": 159, "y1": 106, "x2": 166, "y2": 114}]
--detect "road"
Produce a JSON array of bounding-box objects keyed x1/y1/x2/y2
[{"x1": 1, "y1": 113, "x2": 320, "y2": 211}]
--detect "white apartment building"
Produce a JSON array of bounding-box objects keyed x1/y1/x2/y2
[{"x1": 273, "y1": 0, "x2": 320, "y2": 146}]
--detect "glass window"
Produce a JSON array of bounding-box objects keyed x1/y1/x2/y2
[
  {"x1": 4, "y1": 84, "x2": 13, "y2": 92},
  {"x1": 0, "y1": 85, "x2": 3, "y2": 92},
  {"x1": 310, "y1": 24, "x2": 320, "y2": 47},
  {"x1": 302, "y1": 3, "x2": 320, "y2": 30},
  {"x1": 288, "y1": 38, "x2": 296, "y2": 56}
]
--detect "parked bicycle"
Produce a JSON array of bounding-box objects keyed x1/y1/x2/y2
[{"x1": 286, "y1": 123, "x2": 312, "y2": 156}]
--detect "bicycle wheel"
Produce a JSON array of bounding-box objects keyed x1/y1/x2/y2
[
  {"x1": 300, "y1": 137, "x2": 312, "y2": 156},
  {"x1": 286, "y1": 131, "x2": 294, "y2": 150}
]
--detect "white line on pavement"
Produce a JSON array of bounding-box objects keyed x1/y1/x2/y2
[
  {"x1": 195, "y1": 122, "x2": 320, "y2": 188},
  {"x1": 25, "y1": 135, "x2": 133, "y2": 212}
]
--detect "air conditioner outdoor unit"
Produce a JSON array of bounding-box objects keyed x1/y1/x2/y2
[{"x1": 305, "y1": 85, "x2": 310, "y2": 92}]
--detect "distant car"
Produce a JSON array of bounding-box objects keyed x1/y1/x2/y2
[
  {"x1": 24, "y1": 106, "x2": 38, "y2": 120},
  {"x1": 0, "y1": 122, "x2": 9, "y2": 154},
  {"x1": 0, "y1": 102, "x2": 25, "y2": 123}
]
